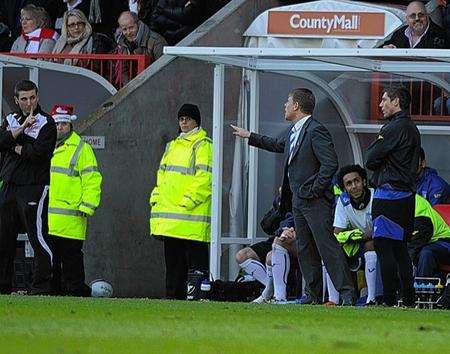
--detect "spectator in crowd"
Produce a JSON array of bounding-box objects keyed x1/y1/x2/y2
[
  {"x1": 52, "y1": 9, "x2": 114, "y2": 66},
  {"x1": 116, "y1": 11, "x2": 166, "y2": 60},
  {"x1": 53, "y1": 0, "x2": 127, "y2": 38},
  {"x1": 409, "y1": 194, "x2": 450, "y2": 278},
  {"x1": 323, "y1": 165, "x2": 382, "y2": 306},
  {"x1": 231, "y1": 89, "x2": 354, "y2": 306},
  {"x1": 235, "y1": 195, "x2": 297, "y2": 304},
  {"x1": 11, "y1": 4, "x2": 59, "y2": 53},
  {"x1": 150, "y1": 0, "x2": 206, "y2": 45},
  {"x1": 382, "y1": 0, "x2": 448, "y2": 48},
  {"x1": 48, "y1": 104, "x2": 102, "y2": 297},
  {"x1": 114, "y1": 11, "x2": 166, "y2": 86},
  {"x1": 417, "y1": 147, "x2": 450, "y2": 205},
  {"x1": 366, "y1": 86, "x2": 421, "y2": 307},
  {"x1": 150, "y1": 104, "x2": 212, "y2": 300},
  {"x1": 0, "y1": 80, "x2": 56, "y2": 295}
]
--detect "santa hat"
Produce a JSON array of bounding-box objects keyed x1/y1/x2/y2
[{"x1": 51, "y1": 104, "x2": 77, "y2": 123}]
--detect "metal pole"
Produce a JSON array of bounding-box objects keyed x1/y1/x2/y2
[
  {"x1": 247, "y1": 70, "x2": 259, "y2": 244},
  {"x1": 29, "y1": 67, "x2": 39, "y2": 86},
  {"x1": 210, "y1": 64, "x2": 224, "y2": 280}
]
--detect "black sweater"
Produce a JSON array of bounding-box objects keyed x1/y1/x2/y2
[{"x1": 0, "y1": 106, "x2": 56, "y2": 185}]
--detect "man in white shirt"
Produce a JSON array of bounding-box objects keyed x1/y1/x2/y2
[{"x1": 324, "y1": 164, "x2": 383, "y2": 306}]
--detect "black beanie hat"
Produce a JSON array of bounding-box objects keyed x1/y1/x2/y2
[{"x1": 178, "y1": 103, "x2": 201, "y2": 126}]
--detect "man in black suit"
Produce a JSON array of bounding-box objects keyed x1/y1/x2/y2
[{"x1": 231, "y1": 88, "x2": 354, "y2": 305}]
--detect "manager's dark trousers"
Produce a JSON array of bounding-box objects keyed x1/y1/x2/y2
[
  {"x1": 163, "y1": 237, "x2": 209, "y2": 300},
  {"x1": 294, "y1": 195, "x2": 354, "y2": 302},
  {"x1": 0, "y1": 184, "x2": 52, "y2": 294}
]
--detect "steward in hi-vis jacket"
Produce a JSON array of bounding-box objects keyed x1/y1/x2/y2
[
  {"x1": 49, "y1": 104, "x2": 102, "y2": 296},
  {"x1": 150, "y1": 103, "x2": 212, "y2": 300}
]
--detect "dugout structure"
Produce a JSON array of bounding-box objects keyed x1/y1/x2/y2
[{"x1": 164, "y1": 47, "x2": 450, "y2": 280}]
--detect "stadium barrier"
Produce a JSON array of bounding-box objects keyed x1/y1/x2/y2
[
  {"x1": 3, "y1": 53, "x2": 151, "y2": 89},
  {"x1": 370, "y1": 73, "x2": 449, "y2": 122}
]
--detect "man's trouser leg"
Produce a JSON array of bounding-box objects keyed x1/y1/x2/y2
[
  {"x1": 294, "y1": 203, "x2": 322, "y2": 302},
  {"x1": 163, "y1": 237, "x2": 187, "y2": 299},
  {"x1": 0, "y1": 196, "x2": 20, "y2": 294},
  {"x1": 374, "y1": 238, "x2": 398, "y2": 306},
  {"x1": 417, "y1": 241, "x2": 450, "y2": 277},
  {"x1": 17, "y1": 185, "x2": 53, "y2": 294},
  {"x1": 394, "y1": 240, "x2": 415, "y2": 306},
  {"x1": 48, "y1": 236, "x2": 62, "y2": 295},
  {"x1": 297, "y1": 196, "x2": 354, "y2": 301},
  {"x1": 58, "y1": 237, "x2": 90, "y2": 297},
  {"x1": 186, "y1": 239, "x2": 209, "y2": 273}
]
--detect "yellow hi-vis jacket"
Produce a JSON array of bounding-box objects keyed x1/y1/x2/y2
[
  {"x1": 49, "y1": 131, "x2": 102, "y2": 240},
  {"x1": 150, "y1": 128, "x2": 212, "y2": 242}
]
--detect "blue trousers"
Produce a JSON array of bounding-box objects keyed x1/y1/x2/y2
[{"x1": 417, "y1": 240, "x2": 450, "y2": 278}]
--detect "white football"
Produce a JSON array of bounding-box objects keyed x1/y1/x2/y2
[{"x1": 90, "y1": 279, "x2": 113, "y2": 298}]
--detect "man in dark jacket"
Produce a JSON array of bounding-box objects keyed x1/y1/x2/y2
[
  {"x1": 0, "y1": 80, "x2": 56, "y2": 295},
  {"x1": 232, "y1": 88, "x2": 354, "y2": 305},
  {"x1": 382, "y1": 1, "x2": 448, "y2": 49},
  {"x1": 366, "y1": 86, "x2": 421, "y2": 307}
]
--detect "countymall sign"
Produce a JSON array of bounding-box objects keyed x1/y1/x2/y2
[{"x1": 268, "y1": 11, "x2": 385, "y2": 37}]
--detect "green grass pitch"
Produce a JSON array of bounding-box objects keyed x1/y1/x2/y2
[{"x1": 1, "y1": 296, "x2": 449, "y2": 353}]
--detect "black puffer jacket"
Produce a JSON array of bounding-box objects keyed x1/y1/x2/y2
[
  {"x1": 150, "y1": 0, "x2": 205, "y2": 45},
  {"x1": 366, "y1": 111, "x2": 421, "y2": 192}
]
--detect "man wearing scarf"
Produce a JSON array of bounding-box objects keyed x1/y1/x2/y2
[{"x1": 117, "y1": 11, "x2": 166, "y2": 60}]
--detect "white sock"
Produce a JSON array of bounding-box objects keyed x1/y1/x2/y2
[
  {"x1": 324, "y1": 266, "x2": 339, "y2": 304},
  {"x1": 364, "y1": 251, "x2": 378, "y2": 303},
  {"x1": 322, "y1": 262, "x2": 327, "y2": 303},
  {"x1": 239, "y1": 259, "x2": 268, "y2": 286},
  {"x1": 272, "y1": 243, "x2": 290, "y2": 301},
  {"x1": 261, "y1": 265, "x2": 273, "y2": 300}
]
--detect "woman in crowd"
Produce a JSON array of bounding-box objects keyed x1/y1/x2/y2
[
  {"x1": 52, "y1": 9, "x2": 114, "y2": 67},
  {"x1": 10, "y1": 4, "x2": 58, "y2": 53}
]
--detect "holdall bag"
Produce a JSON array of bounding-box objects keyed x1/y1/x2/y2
[{"x1": 209, "y1": 280, "x2": 263, "y2": 302}]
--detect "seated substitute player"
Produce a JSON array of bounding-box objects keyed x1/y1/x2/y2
[
  {"x1": 324, "y1": 164, "x2": 382, "y2": 306},
  {"x1": 235, "y1": 199, "x2": 297, "y2": 303},
  {"x1": 416, "y1": 147, "x2": 450, "y2": 206},
  {"x1": 409, "y1": 194, "x2": 450, "y2": 278}
]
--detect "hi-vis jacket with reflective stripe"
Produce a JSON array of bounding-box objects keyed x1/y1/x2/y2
[
  {"x1": 49, "y1": 131, "x2": 102, "y2": 240},
  {"x1": 150, "y1": 128, "x2": 212, "y2": 242}
]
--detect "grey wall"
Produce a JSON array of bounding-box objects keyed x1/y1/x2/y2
[{"x1": 78, "y1": 0, "x2": 282, "y2": 298}]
